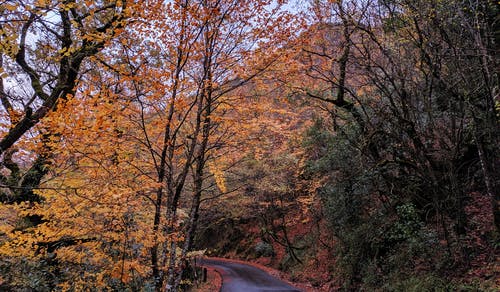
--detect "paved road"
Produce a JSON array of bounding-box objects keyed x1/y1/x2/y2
[{"x1": 199, "y1": 258, "x2": 302, "y2": 292}]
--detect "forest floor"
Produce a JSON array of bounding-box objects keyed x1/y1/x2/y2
[{"x1": 189, "y1": 266, "x2": 222, "y2": 292}]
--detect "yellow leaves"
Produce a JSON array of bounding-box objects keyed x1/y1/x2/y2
[
  {"x1": 34, "y1": 0, "x2": 51, "y2": 7},
  {"x1": 3, "y1": 3, "x2": 18, "y2": 11},
  {"x1": 57, "y1": 246, "x2": 89, "y2": 264},
  {"x1": 0, "y1": 29, "x2": 19, "y2": 57},
  {"x1": 83, "y1": 31, "x2": 106, "y2": 43},
  {"x1": 110, "y1": 259, "x2": 148, "y2": 283},
  {"x1": 59, "y1": 1, "x2": 77, "y2": 11},
  {"x1": 297, "y1": 194, "x2": 314, "y2": 207},
  {"x1": 208, "y1": 160, "x2": 227, "y2": 193},
  {"x1": 0, "y1": 0, "x2": 306, "y2": 288},
  {"x1": 58, "y1": 46, "x2": 77, "y2": 58},
  {"x1": 297, "y1": 194, "x2": 315, "y2": 219}
]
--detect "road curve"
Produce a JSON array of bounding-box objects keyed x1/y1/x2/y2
[{"x1": 198, "y1": 258, "x2": 302, "y2": 292}]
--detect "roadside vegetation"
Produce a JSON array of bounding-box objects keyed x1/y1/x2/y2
[{"x1": 0, "y1": 0, "x2": 498, "y2": 291}]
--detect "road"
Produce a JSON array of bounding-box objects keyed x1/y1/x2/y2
[{"x1": 199, "y1": 258, "x2": 302, "y2": 292}]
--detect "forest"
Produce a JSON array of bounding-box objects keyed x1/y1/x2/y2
[{"x1": 0, "y1": 0, "x2": 498, "y2": 291}]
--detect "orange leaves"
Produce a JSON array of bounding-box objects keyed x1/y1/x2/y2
[
  {"x1": 208, "y1": 161, "x2": 227, "y2": 193},
  {"x1": 110, "y1": 259, "x2": 147, "y2": 283},
  {"x1": 1, "y1": 0, "x2": 307, "y2": 289}
]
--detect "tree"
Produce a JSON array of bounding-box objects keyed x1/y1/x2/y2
[
  {"x1": 0, "y1": 0, "x2": 135, "y2": 289},
  {"x1": 1, "y1": 0, "x2": 297, "y2": 290},
  {"x1": 292, "y1": 0, "x2": 498, "y2": 288},
  {"x1": 0, "y1": 0, "x2": 132, "y2": 203}
]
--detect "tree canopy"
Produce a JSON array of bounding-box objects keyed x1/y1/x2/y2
[{"x1": 0, "y1": 0, "x2": 498, "y2": 290}]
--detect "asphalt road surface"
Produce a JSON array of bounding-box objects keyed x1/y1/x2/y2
[{"x1": 199, "y1": 258, "x2": 302, "y2": 292}]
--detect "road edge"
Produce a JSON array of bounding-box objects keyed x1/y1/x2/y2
[{"x1": 198, "y1": 257, "x2": 317, "y2": 291}]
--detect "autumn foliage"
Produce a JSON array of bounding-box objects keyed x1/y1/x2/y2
[{"x1": 1, "y1": 0, "x2": 498, "y2": 291}]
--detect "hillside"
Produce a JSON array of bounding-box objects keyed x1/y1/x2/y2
[{"x1": 0, "y1": 0, "x2": 498, "y2": 291}]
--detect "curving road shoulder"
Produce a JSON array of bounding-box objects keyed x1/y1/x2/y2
[{"x1": 199, "y1": 258, "x2": 302, "y2": 292}]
